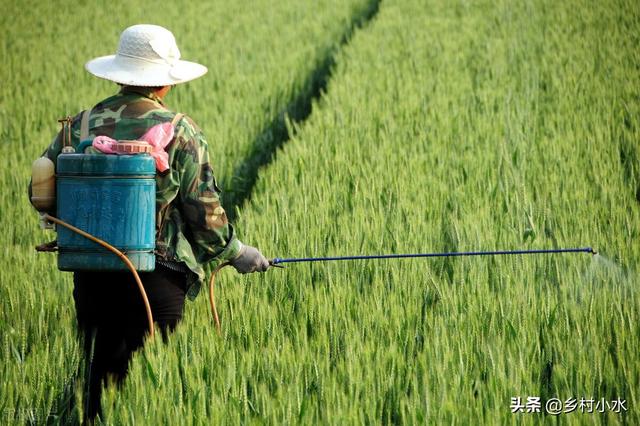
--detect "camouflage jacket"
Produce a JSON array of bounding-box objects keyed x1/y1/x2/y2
[{"x1": 40, "y1": 86, "x2": 241, "y2": 299}]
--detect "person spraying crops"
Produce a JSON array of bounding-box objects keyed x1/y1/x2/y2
[{"x1": 29, "y1": 24, "x2": 270, "y2": 420}]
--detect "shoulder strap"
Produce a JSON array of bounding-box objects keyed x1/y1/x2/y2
[
  {"x1": 80, "y1": 109, "x2": 91, "y2": 141},
  {"x1": 171, "y1": 113, "x2": 184, "y2": 128},
  {"x1": 155, "y1": 112, "x2": 186, "y2": 241}
]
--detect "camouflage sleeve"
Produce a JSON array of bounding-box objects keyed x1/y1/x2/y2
[
  {"x1": 44, "y1": 130, "x2": 64, "y2": 164},
  {"x1": 174, "y1": 118, "x2": 242, "y2": 264}
]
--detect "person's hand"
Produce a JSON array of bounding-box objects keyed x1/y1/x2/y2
[{"x1": 230, "y1": 243, "x2": 269, "y2": 274}]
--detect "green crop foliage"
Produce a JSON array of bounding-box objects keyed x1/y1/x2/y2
[{"x1": 2, "y1": 0, "x2": 639, "y2": 424}]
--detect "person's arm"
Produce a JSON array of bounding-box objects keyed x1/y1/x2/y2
[
  {"x1": 175, "y1": 118, "x2": 268, "y2": 272},
  {"x1": 43, "y1": 129, "x2": 65, "y2": 166}
]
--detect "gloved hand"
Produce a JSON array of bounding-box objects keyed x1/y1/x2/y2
[{"x1": 230, "y1": 242, "x2": 270, "y2": 274}]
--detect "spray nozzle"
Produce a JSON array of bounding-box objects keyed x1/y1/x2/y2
[{"x1": 269, "y1": 259, "x2": 285, "y2": 269}]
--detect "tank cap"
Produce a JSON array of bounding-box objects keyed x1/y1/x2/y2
[{"x1": 114, "y1": 140, "x2": 153, "y2": 154}]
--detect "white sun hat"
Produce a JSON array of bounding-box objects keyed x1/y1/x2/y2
[{"x1": 85, "y1": 24, "x2": 207, "y2": 87}]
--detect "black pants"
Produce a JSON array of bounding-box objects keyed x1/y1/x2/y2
[{"x1": 73, "y1": 264, "x2": 187, "y2": 419}]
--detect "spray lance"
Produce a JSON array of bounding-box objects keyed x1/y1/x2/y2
[{"x1": 207, "y1": 246, "x2": 597, "y2": 332}]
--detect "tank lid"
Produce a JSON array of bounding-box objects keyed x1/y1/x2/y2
[{"x1": 57, "y1": 153, "x2": 156, "y2": 176}]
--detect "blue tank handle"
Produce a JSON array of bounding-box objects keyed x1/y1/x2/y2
[{"x1": 76, "y1": 139, "x2": 93, "y2": 153}]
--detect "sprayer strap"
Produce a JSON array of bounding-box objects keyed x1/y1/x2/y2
[
  {"x1": 80, "y1": 109, "x2": 91, "y2": 141},
  {"x1": 171, "y1": 113, "x2": 184, "y2": 128},
  {"x1": 155, "y1": 112, "x2": 186, "y2": 241}
]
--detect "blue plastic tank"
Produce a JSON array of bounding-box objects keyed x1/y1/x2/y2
[{"x1": 56, "y1": 152, "x2": 156, "y2": 271}]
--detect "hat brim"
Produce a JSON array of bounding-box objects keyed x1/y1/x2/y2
[{"x1": 85, "y1": 55, "x2": 208, "y2": 86}]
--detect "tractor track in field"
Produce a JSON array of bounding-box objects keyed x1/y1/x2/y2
[
  {"x1": 223, "y1": 0, "x2": 381, "y2": 220},
  {"x1": 49, "y1": 1, "x2": 381, "y2": 423}
]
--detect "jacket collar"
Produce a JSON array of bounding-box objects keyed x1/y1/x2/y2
[{"x1": 119, "y1": 86, "x2": 166, "y2": 106}]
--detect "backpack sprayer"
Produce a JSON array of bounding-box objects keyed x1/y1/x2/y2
[
  {"x1": 32, "y1": 116, "x2": 157, "y2": 337},
  {"x1": 33, "y1": 118, "x2": 597, "y2": 337}
]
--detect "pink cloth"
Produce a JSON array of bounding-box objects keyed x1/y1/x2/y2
[
  {"x1": 92, "y1": 136, "x2": 118, "y2": 154},
  {"x1": 92, "y1": 122, "x2": 174, "y2": 172}
]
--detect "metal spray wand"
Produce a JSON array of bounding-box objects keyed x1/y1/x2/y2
[{"x1": 269, "y1": 247, "x2": 597, "y2": 266}]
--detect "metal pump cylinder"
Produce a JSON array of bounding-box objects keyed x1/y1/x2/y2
[{"x1": 56, "y1": 152, "x2": 156, "y2": 271}]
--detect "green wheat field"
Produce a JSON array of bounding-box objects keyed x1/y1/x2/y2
[{"x1": 1, "y1": 0, "x2": 638, "y2": 424}]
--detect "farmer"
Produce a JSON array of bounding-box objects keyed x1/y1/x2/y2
[{"x1": 33, "y1": 24, "x2": 269, "y2": 419}]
